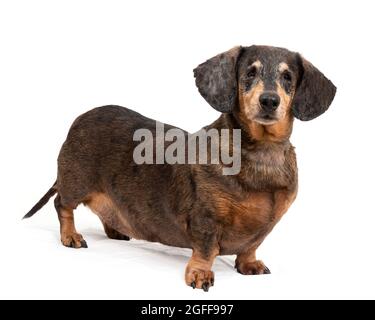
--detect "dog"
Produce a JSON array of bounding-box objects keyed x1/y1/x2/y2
[{"x1": 24, "y1": 45, "x2": 336, "y2": 291}]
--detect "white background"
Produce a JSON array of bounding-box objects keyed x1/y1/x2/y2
[{"x1": 0, "y1": 0, "x2": 374, "y2": 300}]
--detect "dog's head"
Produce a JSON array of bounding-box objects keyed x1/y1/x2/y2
[{"x1": 194, "y1": 45, "x2": 336, "y2": 126}]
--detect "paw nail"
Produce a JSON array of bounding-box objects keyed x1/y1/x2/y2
[
  {"x1": 81, "y1": 240, "x2": 88, "y2": 248},
  {"x1": 191, "y1": 282, "x2": 196, "y2": 289},
  {"x1": 264, "y1": 267, "x2": 271, "y2": 274},
  {"x1": 202, "y1": 282, "x2": 209, "y2": 292}
]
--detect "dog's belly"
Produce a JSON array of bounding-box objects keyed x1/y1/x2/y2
[
  {"x1": 217, "y1": 189, "x2": 296, "y2": 255},
  {"x1": 85, "y1": 193, "x2": 140, "y2": 239},
  {"x1": 85, "y1": 192, "x2": 192, "y2": 248},
  {"x1": 85, "y1": 189, "x2": 295, "y2": 255}
]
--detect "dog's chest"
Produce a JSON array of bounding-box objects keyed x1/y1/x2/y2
[
  {"x1": 218, "y1": 188, "x2": 296, "y2": 255},
  {"x1": 216, "y1": 143, "x2": 297, "y2": 254}
]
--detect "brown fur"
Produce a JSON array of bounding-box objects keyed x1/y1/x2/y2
[
  {"x1": 25, "y1": 45, "x2": 336, "y2": 291},
  {"x1": 237, "y1": 62, "x2": 294, "y2": 142},
  {"x1": 55, "y1": 196, "x2": 87, "y2": 248},
  {"x1": 185, "y1": 248, "x2": 218, "y2": 291},
  {"x1": 102, "y1": 222, "x2": 130, "y2": 241},
  {"x1": 85, "y1": 193, "x2": 137, "y2": 239}
]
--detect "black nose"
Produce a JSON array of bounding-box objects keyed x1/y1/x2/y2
[{"x1": 259, "y1": 92, "x2": 280, "y2": 112}]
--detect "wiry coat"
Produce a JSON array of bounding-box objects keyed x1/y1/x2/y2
[{"x1": 25, "y1": 45, "x2": 336, "y2": 291}]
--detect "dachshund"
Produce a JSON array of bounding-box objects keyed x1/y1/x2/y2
[{"x1": 24, "y1": 45, "x2": 336, "y2": 291}]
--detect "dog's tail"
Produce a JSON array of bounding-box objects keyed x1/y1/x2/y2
[{"x1": 23, "y1": 181, "x2": 58, "y2": 219}]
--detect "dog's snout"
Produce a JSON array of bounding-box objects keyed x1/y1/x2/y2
[{"x1": 259, "y1": 92, "x2": 280, "y2": 112}]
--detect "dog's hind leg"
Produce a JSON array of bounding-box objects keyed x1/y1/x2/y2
[
  {"x1": 54, "y1": 194, "x2": 88, "y2": 249},
  {"x1": 84, "y1": 192, "x2": 132, "y2": 241},
  {"x1": 101, "y1": 221, "x2": 130, "y2": 241}
]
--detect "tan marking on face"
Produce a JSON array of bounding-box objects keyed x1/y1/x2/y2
[
  {"x1": 238, "y1": 81, "x2": 264, "y2": 121},
  {"x1": 276, "y1": 62, "x2": 294, "y2": 120},
  {"x1": 262, "y1": 83, "x2": 294, "y2": 141},
  {"x1": 238, "y1": 79, "x2": 294, "y2": 142},
  {"x1": 275, "y1": 82, "x2": 292, "y2": 120},
  {"x1": 239, "y1": 79, "x2": 288, "y2": 141},
  {"x1": 237, "y1": 60, "x2": 296, "y2": 141},
  {"x1": 238, "y1": 60, "x2": 263, "y2": 121},
  {"x1": 238, "y1": 79, "x2": 266, "y2": 140},
  {"x1": 278, "y1": 62, "x2": 289, "y2": 73},
  {"x1": 251, "y1": 60, "x2": 262, "y2": 69}
]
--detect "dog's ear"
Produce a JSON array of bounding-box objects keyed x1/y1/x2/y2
[
  {"x1": 292, "y1": 54, "x2": 336, "y2": 121},
  {"x1": 194, "y1": 46, "x2": 243, "y2": 113}
]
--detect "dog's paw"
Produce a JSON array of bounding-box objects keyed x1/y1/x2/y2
[
  {"x1": 103, "y1": 223, "x2": 131, "y2": 241},
  {"x1": 185, "y1": 268, "x2": 215, "y2": 292},
  {"x1": 235, "y1": 260, "x2": 270, "y2": 275},
  {"x1": 107, "y1": 232, "x2": 130, "y2": 241},
  {"x1": 116, "y1": 234, "x2": 130, "y2": 241},
  {"x1": 61, "y1": 232, "x2": 88, "y2": 249}
]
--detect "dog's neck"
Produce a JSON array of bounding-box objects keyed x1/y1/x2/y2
[{"x1": 205, "y1": 113, "x2": 297, "y2": 191}]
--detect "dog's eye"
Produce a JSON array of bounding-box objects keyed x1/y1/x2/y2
[
  {"x1": 247, "y1": 67, "x2": 257, "y2": 79},
  {"x1": 282, "y1": 71, "x2": 292, "y2": 82}
]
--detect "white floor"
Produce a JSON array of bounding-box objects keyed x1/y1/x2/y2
[
  {"x1": 1, "y1": 199, "x2": 374, "y2": 300},
  {"x1": 1, "y1": 0, "x2": 375, "y2": 300}
]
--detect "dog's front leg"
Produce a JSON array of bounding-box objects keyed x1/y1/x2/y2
[
  {"x1": 235, "y1": 247, "x2": 271, "y2": 275},
  {"x1": 185, "y1": 248, "x2": 218, "y2": 292},
  {"x1": 185, "y1": 215, "x2": 219, "y2": 291}
]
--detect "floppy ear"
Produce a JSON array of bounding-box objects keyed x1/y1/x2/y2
[
  {"x1": 292, "y1": 54, "x2": 336, "y2": 121},
  {"x1": 194, "y1": 46, "x2": 243, "y2": 113}
]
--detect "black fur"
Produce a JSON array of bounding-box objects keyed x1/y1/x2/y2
[
  {"x1": 194, "y1": 46, "x2": 243, "y2": 113},
  {"x1": 23, "y1": 182, "x2": 57, "y2": 219},
  {"x1": 292, "y1": 54, "x2": 337, "y2": 121}
]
